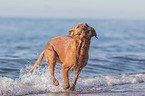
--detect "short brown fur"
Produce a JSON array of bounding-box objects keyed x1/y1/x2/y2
[{"x1": 30, "y1": 23, "x2": 97, "y2": 91}]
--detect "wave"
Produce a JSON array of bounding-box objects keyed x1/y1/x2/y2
[{"x1": 1, "y1": 65, "x2": 145, "y2": 95}]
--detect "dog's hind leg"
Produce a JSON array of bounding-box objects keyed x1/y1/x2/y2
[
  {"x1": 45, "y1": 49, "x2": 59, "y2": 86},
  {"x1": 62, "y1": 65, "x2": 70, "y2": 89}
]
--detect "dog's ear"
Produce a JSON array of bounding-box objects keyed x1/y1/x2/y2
[
  {"x1": 69, "y1": 27, "x2": 75, "y2": 36},
  {"x1": 92, "y1": 28, "x2": 98, "y2": 39}
]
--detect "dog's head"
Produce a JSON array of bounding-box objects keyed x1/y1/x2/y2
[{"x1": 69, "y1": 23, "x2": 98, "y2": 39}]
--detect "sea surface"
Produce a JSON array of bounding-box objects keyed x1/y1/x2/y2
[{"x1": 0, "y1": 17, "x2": 145, "y2": 96}]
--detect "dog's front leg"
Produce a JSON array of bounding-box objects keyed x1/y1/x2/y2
[
  {"x1": 62, "y1": 65, "x2": 70, "y2": 89},
  {"x1": 70, "y1": 70, "x2": 80, "y2": 91}
]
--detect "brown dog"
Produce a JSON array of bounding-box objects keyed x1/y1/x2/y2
[{"x1": 30, "y1": 23, "x2": 98, "y2": 91}]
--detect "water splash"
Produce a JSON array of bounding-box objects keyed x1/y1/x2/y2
[
  {"x1": 0, "y1": 65, "x2": 64, "y2": 95},
  {"x1": 1, "y1": 65, "x2": 145, "y2": 95}
]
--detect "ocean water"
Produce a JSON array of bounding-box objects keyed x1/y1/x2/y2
[{"x1": 0, "y1": 17, "x2": 145, "y2": 96}]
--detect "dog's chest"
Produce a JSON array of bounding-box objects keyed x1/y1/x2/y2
[{"x1": 74, "y1": 40, "x2": 90, "y2": 64}]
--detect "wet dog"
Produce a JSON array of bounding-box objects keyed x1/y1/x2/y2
[{"x1": 30, "y1": 23, "x2": 98, "y2": 90}]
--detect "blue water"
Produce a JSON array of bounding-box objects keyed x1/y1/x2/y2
[{"x1": 0, "y1": 17, "x2": 145, "y2": 95}]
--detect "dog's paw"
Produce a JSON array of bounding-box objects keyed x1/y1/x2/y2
[
  {"x1": 70, "y1": 85, "x2": 75, "y2": 91},
  {"x1": 62, "y1": 85, "x2": 70, "y2": 90},
  {"x1": 53, "y1": 79, "x2": 59, "y2": 86}
]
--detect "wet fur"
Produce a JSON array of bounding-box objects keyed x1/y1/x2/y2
[{"x1": 30, "y1": 23, "x2": 97, "y2": 91}]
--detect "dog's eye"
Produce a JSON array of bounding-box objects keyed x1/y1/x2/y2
[{"x1": 77, "y1": 26, "x2": 80, "y2": 28}]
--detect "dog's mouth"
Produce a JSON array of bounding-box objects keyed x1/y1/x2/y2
[
  {"x1": 81, "y1": 30, "x2": 87, "y2": 33},
  {"x1": 80, "y1": 29, "x2": 98, "y2": 39},
  {"x1": 80, "y1": 29, "x2": 91, "y2": 35},
  {"x1": 76, "y1": 30, "x2": 91, "y2": 39}
]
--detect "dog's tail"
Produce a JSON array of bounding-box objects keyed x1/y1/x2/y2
[{"x1": 30, "y1": 50, "x2": 45, "y2": 75}]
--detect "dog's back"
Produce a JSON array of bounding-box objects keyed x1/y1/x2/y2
[{"x1": 45, "y1": 35, "x2": 74, "y2": 63}]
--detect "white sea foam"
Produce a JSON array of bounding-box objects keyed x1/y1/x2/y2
[
  {"x1": 77, "y1": 73, "x2": 145, "y2": 91},
  {"x1": 0, "y1": 65, "x2": 64, "y2": 96},
  {"x1": 1, "y1": 65, "x2": 145, "y2": 95}
]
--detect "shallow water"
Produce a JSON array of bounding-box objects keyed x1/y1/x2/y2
[{"x1": 0, "y1": 18, "x2": 145, "y2": 95}]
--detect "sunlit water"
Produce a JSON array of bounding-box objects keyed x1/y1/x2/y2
[{"x1": 0, "y1": 18, "x2": 145, "y2": 95}]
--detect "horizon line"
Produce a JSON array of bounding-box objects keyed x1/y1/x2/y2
[{"x1": 0, "y1": 16, "x2": 145, "y2": 21}]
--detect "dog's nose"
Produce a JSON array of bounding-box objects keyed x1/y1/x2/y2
[{"x1": 82, "y1": 25, "x2": 87, "y2": 29}]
